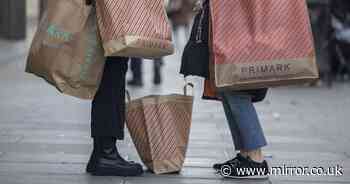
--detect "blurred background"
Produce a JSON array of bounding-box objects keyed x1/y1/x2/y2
[{"x1": 0, "y1": 0, "x2": 349, "y2": 184}]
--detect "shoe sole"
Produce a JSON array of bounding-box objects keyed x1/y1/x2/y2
[
  {"x1": 91, "y1": 167, "x2": 143, "y2": 177},
  {"x1": 87, "y1": 162, "x2": 137, "y2": 173}
]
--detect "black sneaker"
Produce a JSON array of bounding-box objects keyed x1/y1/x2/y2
[
  {"x1": 212, "y1": 153, "x2": 245, "y2": 171},
  {"x1": 218, "y1": 154, "x2": 269, "y2": 179}
]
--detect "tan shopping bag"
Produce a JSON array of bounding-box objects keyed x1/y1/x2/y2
[
  {"x1": 126, "y1": 84, "x2": 194, "y2": 174},
  {"x1": 26, "y1": 0, "x2": 105, "y2": 99},
  {"x1": 95, "y1": 0, "x2": 175, "y2": 59},
  {"x1": 210, "y1": 0, "x2": 319, "y2": 90}
]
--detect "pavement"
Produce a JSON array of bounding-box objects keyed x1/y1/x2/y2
[{"x1": 0, "y1": 23, "x2": 350, "y2": 184}]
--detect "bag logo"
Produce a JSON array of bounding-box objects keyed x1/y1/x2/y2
[
  {"x1": 241, "y1": 64, "x2": 291, "y2": 76},
  {"x1": 47, "y1": 25, "x2": 72, "y2": 42}
]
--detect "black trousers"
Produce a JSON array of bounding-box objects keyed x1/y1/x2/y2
[
  {"x1": 130, "y1": 58, "x2": 143, "y2": 80},
  {"x1": 91, "y1": 57, "x2": 128, "y2": 139}
]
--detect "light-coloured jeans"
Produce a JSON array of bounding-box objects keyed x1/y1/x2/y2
[{"x1": 221, "y1": 92, "x2": 267, "y2": 151}]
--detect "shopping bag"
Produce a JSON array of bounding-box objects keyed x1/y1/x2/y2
[
  {"x1": 126, "y1": 84, "x2": 194, "y2": 174},
  {"x1": 95, "y1": 0, "x2": 175, "y2": 59},
  {"x1": 26, "y1": 0, "x2": 105, "y2": 99},
  {"x1": 210, "y1": 0, "x2": 319, "y2": 90}
]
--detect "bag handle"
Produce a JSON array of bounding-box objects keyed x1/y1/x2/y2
[
  {"x1": 126, "y1": 80, "x2": 194, "y2": 102},
  {"x1": 183, "y1": 78, "x2": 194, "y2": 96},
  {"x1": 183, "y1": 83, "x2": 194, "y2": 96}
]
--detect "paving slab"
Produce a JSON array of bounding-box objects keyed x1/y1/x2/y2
[
  {"x1": 0, "y1": 173, "x2": 124, "y2": 184},
  {"x1": 0, "y1": 135, "x2": 23, "y2": 143},
  {"x1": 125, "y1": 177, "x2": 272, "y2": 184},
  {"x1": 0, "y1": 163, "x2": 84, "y2": 175},
  {"x1": 0, "y1": 153, "x2": 88, "y2": 164}
]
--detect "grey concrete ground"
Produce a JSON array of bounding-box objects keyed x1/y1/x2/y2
[{"x1": 0, "y1": 24, "x2": 350, "y2": 184}]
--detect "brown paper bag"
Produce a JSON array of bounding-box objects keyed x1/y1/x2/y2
[
  {"x1": 95, "y1": 0, "x2": 175, "y2": 59},
  {"x1": 26, "y1": 0, "x2": 105, "y2": 99},
  {"x1": 126, "y1": 84, "x2": 194, "y2": 174},
  {"x1": 210, "y1": 0, "x2": 319, "y2": 90}
]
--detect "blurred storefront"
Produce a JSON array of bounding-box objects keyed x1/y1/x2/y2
[{"x1": 0, "y1": 0, "x2": 40, "y2": 40}]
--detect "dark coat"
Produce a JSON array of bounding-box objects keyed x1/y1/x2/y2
[
  {"x1": 180, "y1": 0, "x2": 267, "y2": 103},
  {"x1": 331, "y1": 0, "x2": 350, "y2": 21}
]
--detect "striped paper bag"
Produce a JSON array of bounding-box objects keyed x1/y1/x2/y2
[
  {"x1": 210, "y1": 0, "x2": 319, "y2": 90},
  {"x1": 126, "y1": 84, "x2": 194, "y2": 174},
  {"x1": 96, "y1": 0, "x2": 175, "y2": 59}
]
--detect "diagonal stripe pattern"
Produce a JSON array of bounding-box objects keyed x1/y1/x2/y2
[
  {"x1": 126, "y1": 95, "x2": 193, "y2": 174},
  {"x1": 211, "y1": 0, "x2": 314, "y2": 64},
  {"x1": 210, "y1": 0, "x2": 319, "y2": 89},
  {"x1": 95, "y1": 0, "x2": 174, "y2": 58}
]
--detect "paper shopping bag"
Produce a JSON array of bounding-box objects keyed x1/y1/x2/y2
[
  {"x1": 95, "y1": 0, "x2": 175, "y2": 59},
  {"x1": 26, "y1": 0, "x2": 105, "y2": 99},
  {"x1": 210, "y1": 0, "x2": 319, "y2": 90},
  {"x1": 126, "y1": 84, "x2": 194, "y2": 174}
]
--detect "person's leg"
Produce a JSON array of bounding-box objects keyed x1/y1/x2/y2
[
  {"x1": 221, "y1": 92, "x2": 267, "y2": 160},
  {"x1": 128, "y1": 58, "x2": 143, "y2": 86},
  {"x1": 88, "y1": 56, "x2": 143, "y2": 176},
  {"x1": 153, "y1": 58, "x2": 163, "y2": 85},
  {"x1": 221, "y1": 97, "x2": 243, "y2": 151},
  {"x1": 91, "y1": 57, "x2": 128, "y2": 139},
  {"x1": 214, "y1": 92, "x2": 268, "y2": 178}
]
